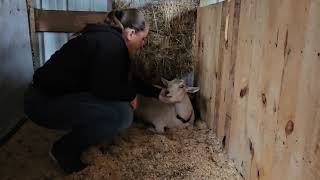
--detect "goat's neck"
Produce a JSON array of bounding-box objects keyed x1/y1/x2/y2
[{"x1": 174, "y1": 95, "x2": 193, "y2": 119}]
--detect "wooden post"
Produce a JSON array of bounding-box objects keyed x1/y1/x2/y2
[
  {"x1": 107, "y1": 0, "x2": 113, "y2": 11},
  {"x1": 215, "y1": 0, "x2": 241, "y2": 150},
  {"x1": 195, "y1": 4, "x2": 224, "y2": 130},
  {"x1": 26, "y1": 0, "x2": 39, "y2": 70}
]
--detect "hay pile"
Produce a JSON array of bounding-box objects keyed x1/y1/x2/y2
[
  {"x1": 68, "y1": 122, "x2": 242, "y2": 180},
  {"x1": 0, "y1": 121, "x2": 242, "y2": 180},
  {"x1": 115, "y1": 0, "x2": 199, "y2": 83}
]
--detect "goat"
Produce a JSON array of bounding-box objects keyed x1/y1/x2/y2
[{"x1": 135, "y1": 78, "x2": 199, "y2": 133}]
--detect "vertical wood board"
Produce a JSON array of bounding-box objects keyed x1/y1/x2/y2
[
  {"x1": 195, "y1": 4, "x2": 224, "y2": 130},
  {"x1": 195, "y1": 0, "x2": 320, "y2": 179}
]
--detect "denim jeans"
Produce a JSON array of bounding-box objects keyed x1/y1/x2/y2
[{"x1": 24, "y1": 85, "x2": 133, "y2": 162}]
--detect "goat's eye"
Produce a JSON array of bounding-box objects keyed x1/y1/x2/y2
[{"x1": 179, "y1": 85, "x2": 185, "y2": 88}]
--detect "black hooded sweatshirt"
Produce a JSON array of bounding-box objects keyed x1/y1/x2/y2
[{"x1": 32, "y1": 24, "x2": 160, "y2": 101}]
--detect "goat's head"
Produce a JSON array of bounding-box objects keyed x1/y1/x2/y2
[{"x1": 160, "y1": 77, "x2": 200, "y2": 102}]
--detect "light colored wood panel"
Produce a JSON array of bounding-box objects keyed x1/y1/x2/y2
[
  {"x1": 200, "y1": 0, "x2": 224, "y2": 7},
  {"x1": 26, "y1": 0, "x2": 36, "y2": 69},
  {"x1": 271, "y1": 1, "x2": 320, "y2": 180},
  {"x1": 298, "y1": 4, "x2": 320, "y2": 179},
  {"x1": 195, "y1": 4, "x2": 223, "y2": 130},
  {"x1": 213, "y1": 1, "x2": 227, "y2": 138},
  {"x1": 195, "y1": 0, "x2": 320, "y2": 179},
  {"x1": 228, "y1": 0, "x2": 258, "y2": 177},
  {"x1": 268, "y1": 0, "x2": 311, "y2": 180},
  {"x1": 242, "y1": 0, "x2": 269, "y2": 179},
  {"x1": 215, "y1": 0, "x2": 240, "y2": 148}
]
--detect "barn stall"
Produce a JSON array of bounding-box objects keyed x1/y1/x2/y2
[{"x1": 0, "y1": 0, "x2": 319, "y2": 179}]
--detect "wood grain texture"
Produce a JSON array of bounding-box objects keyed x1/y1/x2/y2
[
  {"x1": 195, "y1": 0, "x2": 320, "y2": 179},
  {"x1": 215, "y1": 0, "x2": 241, "y2": 150},
  {"x1": 195, "y1": 4, "x2": 224, "y2": 130},
  {"x1": 34, "y1": 9, "x2": 106, "y2": 32},
  {"x1": 26, "y1": 0, "x2": 37, "y2": 69}
]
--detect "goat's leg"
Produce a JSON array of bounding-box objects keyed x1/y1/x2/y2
[
  {"x1": 148, "y1": 122, "x2": 165, "y2": 133},
  {"x1": 155, "y1": 124, "x2": 165, "y2": 133}
]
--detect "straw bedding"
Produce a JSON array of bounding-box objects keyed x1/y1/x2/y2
[{"x1": 115, "y1": 0, "x2": 199, "y2": 83}]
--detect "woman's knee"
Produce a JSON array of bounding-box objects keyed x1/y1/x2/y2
[
  {"x1": 115, "y1": 102, "x2": 133, "y2": 129},
  {"x1": 97, "y1": 102, "x2": 133, "y2": 130},
  {"x1": 83, "y1": 107, "x2": 132, "y2": 139}
]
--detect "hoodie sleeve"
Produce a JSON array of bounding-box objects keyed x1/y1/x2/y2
[{"x1": 132, "y1": 75, "x2": 161, "y2": 98}]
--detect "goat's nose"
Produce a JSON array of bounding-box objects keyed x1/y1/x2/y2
[{"x1": 165, "y1": 90, "x2": 170, "y2": 95}]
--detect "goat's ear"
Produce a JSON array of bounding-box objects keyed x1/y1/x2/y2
[
  {"x1": 153, "y1": 85, "x2": 163, "y2": 89},
  {"x1": 186, "y1": 87, "x2": 200, "y2": 93},
  {"x1": 161, "y1": 77, "x2": 169, "y2": 87}
]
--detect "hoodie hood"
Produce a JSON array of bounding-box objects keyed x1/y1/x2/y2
[{"x1": 81, "y1": 24, "x2": 122, "y2": 36}]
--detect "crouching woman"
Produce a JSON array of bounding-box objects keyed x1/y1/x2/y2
[{"x1": 24, "y1": 9, "x2": 172, "y2": 174}]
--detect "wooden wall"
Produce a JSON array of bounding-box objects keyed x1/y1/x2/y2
[
  {"x1": 195, "y1": 2, "x2": 224, "y2": 130},
  {"x1": 195, "y1": 0, "x2": 320, "y2": 179}
]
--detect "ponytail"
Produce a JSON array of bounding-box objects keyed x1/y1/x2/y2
[
  {"x1": 105, "y1": 8, "x2": 146, "y2": 33},
  {"x1": 105, "y1": 10, "x2": 125, "y2": 32}
]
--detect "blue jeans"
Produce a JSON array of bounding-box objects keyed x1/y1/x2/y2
[{"x1": 24, "y1": 86, "x2": 133, "y2": 163}]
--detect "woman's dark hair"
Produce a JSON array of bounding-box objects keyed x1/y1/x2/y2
[{"x1": 104, "y1": 8, "x2": 146, "y2": 32}]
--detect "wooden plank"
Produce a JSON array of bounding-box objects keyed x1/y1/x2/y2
[
  {"x1": 195, "y1": 0, "x2": 320, "y2": 179},
  {"x1": 270, "y1": 1, "x2": 319, "y2": 179},
  {"x1": 193, "y1": 4, "x2": 201, "y2": 116},
  {"x1": 243, "y1": 0, "x2": 286, "y2": 179},
  {"x1": 296, "y1": 2, "x2": 320, "y2": 179},
  {"x1": 200, "y1": 0, "x2": 224, "y2": 7},
  {"x1": 26, "y1": 0, "x2": 37, "y2": 69},
  {"x1": 34, "y1": 9, "x2": 106, "y2": 32},
  {"x1": 213, "y1": 0, "x2": 227, "y2": 140},
  {"x1": 227, "y1": 0, "x2": 315, "y2": 179},
  {"x1": 227, "y1": 0, "x2": 258, "y2": 177},
  {"x1": 215, "y1": 0, "x2": 241, "y2": 149},
  {"x1": 195, "y1": 4, "x2": 224, "y2": 130}
]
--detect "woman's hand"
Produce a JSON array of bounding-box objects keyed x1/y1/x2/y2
[{"x1": 130, "y1": 97, "x2": 138, "y2": 110}]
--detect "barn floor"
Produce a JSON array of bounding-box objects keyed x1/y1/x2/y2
[{"x1": 0, "y1": 120, "x2": 242, "y2": 180}]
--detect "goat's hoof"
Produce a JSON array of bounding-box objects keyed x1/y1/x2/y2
[
  {"x1": 195, "y1": 120, "x2": 208, "y2": 130},
  {"x1": 186, "y1": 125, "x2": 194, "y2": 130},
  {"x1": 147, "y1": 127, "x2": 156, "y2": 133},
  {"x1": 147, "y1": 128, "x2": 164, "y2": 134}
]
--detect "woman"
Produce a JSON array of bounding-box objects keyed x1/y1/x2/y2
[{"x1": 24, "y1": 9, "x2": 172, "y2": 174}]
